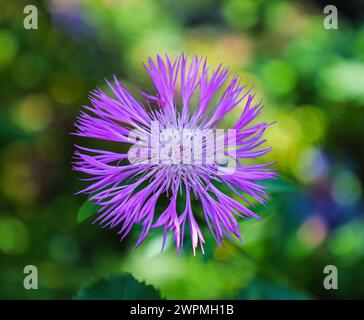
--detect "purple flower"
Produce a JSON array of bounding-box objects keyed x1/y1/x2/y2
[{"x1": 73, "y1": 53, "x2": 276, "y2": 254}]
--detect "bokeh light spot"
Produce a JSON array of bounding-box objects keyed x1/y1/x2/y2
[
  {"x1": 12, "y1": 95, "x2": 52, "y2": 132},
  {"x1": 0, "y1": 217, "x2": 29, "y2": 254},
  {"x1": 0, "y1": 29, "x2": 18, "y2": 68},
  {"x1": 331, "y1": 169, "x2": 362, "y2": 207}
]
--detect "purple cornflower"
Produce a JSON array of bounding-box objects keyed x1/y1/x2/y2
[{"x1": 73, "y1": 53, "x2": 276, "y2": 254}]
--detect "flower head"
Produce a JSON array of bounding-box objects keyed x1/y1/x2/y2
[{"x1": 73, "y1": 53, "x2": 276, "y2": 254}]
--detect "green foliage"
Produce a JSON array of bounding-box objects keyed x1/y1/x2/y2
[
  {"x1": 77, "y1": 199, "x2": 100, "y2": 223},
  {"x1": 235, "y1": 278, "x2": 310, "y2": 300},
  {"x1": 75, "y1": 274, "x2": 162, "y2": 300}
]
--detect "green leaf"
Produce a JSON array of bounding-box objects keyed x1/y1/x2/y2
[
  {"x1": 75, "y1": 273, "x2": 162, "y2": 300},
  {"x1": 235, "y1": 278, "x2": 310, "y2": 300},
  {"x1": 77, "y1": 199, "x2": 100, "y2": 223}
]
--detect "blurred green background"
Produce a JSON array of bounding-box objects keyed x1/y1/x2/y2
[{"x1": 1, "y1": 0, "x2": 364, "y2": 299}]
